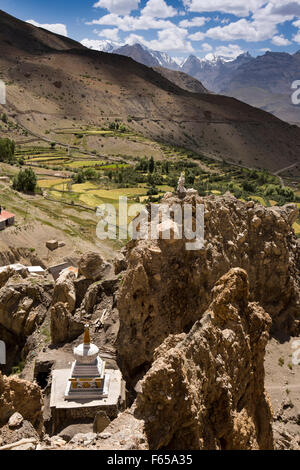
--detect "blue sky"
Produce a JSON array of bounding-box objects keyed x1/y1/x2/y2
[{"x1": 2, "y1": 0, "x2": 300, "y2": 60}]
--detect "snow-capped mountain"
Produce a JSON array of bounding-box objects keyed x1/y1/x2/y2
[
  {"x1": 113, "y1": 43, "x2": 180, "y2": 70},
  {"x1": 80, "y1": 39, "x2": 119, "y2": 53},
  {"x1": 146, "y1": 49, "x2": 180, "y2": 70}
]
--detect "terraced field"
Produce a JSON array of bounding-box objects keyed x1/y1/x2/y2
[{"x1": 10, "y1": 124, "x2": 300, "y2": 238}]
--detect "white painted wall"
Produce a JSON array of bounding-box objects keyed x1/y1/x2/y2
[{"x1": 0, "y1": 80, "x2": 6, "y2": 105}]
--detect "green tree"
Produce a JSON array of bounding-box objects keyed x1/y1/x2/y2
[
  {"x1": 149, "y1": 156, "x2": 155, "y2": 174},
  {"x1": 0, "y1": 137, "x2": 15, "y2": 163},
  {"x1": 13, "y1": 168, "x2": 37, "y2": 193}
]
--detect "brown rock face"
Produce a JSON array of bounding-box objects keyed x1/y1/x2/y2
[
  {"x1": 0, "y1": 372, "x2": 43, "y2": 436},
  {"x1": 50, "y1": 302, "x2": 84, "y2": 345},
  {"x1": 117, "y1": 193, "x2": 300, "y2": 385},
  {"x1": 52, "y1": 270, "x2": 76, "y2": 313},
  {"x1": 0, "y1": 276, "x2": 52, "y2": 338},
  {"x1": 102, "y1": 269, "x2": 273, "y2": 450},
  {"x1": 50, "y1": 269, "x2": 84, "y2": 344},
  {"x1": 78, "y1": 252, "x2": 106, "y2": 282},
  {"x1": 0, "y1": 275, "x2": 53, "y2": 372}
]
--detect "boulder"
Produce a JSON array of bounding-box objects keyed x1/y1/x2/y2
[
  {"x1": 0, "y1": 372, "x2": 43, "y2": 436},
  {"x1": 8, "y1": 412, "x2": 23, "y2": 428},
  {"x1": 93, "y1": 411, "x2": 111, "y2": 434},
  {"x1": 78, "y1": 252, "x2": 106, "y2": 281},
  {"x1": 70, "y1": 432, "x2": 97, "y2": 446},
  {"x1": 46, "y1": 240, "x2": 58, "y2": 251},
  {"x1": 52, "y1": 269, "x2": 76, "y2": 313}
]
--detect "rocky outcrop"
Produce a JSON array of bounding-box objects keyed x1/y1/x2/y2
[
  {"x1": 117, "y1": 193, "x2": 300, "y2": 385},
  {"x1": 0, "y1": 420, "x2": 39, "y2": 447},
  {"x1": 50, "y1": 268, "x2": 84, "y2": 344},
  {"x1": 0, "y1": 246, "x2": 45, "y2": 269},
  {"x1": 0, "y1": 276, "x2": 52, "y2": 339},
  {"x1": 52, "y1": 270, "x2": 76, "y2": 313},
  {"x1": 0, "y1": 372, "x2": 43, "y2": 436},
  {"x1": 78, "y1": 252, "x2": 108, "y2": 282},
  {"x1": 50, "y1": 302, "x2": 84, "y2": 345},
  {"x1": 103, "y1": 269, "x2": 274, "y2": 450}
]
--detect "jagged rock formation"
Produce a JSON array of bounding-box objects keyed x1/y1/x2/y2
[
  {"x1": 78, "y1": 252, "x2": 109, "y2": 282},
  {"x1": 0, "y1": 246, "x2": 45, "y2": 269},
  {"x1": 0, "y1": 372, "x2": 43, "y2": 436},
  {"x1": 50, "y1": 302, "x2": 84, "y2": 345},
  {"x1": 117, "y1": 193, "x2": 300, "y2": 385},
  {"x1": 52, "y1": 270, "x2": 76, "y2": 313},
  {"x1": 50, "y1": 269, "x2": 84, "y2": 344},
  {"x1": 0, "y1": 273, "x2": 53, "y2": 372},
  {"x1": 98, "y1": 269, "x2": 274, "y2": 450},
  {"x1": 0, "y1": 274, "x2": 53, "y2": 338}
]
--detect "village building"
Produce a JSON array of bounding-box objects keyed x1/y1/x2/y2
[
  {"x1": 0, "y1": 264, "x2": 45, "y2": 276},
  {"x1": 0, "y1": 207, "x2": 15, "y2": 230},
  {"x1": 48, "y1": 262, "x2": 77, "y2": 281}
]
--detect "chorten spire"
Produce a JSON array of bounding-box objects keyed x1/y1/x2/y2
[{"x1": 83, "y1": 324, "x2": 91, "y2": 345}]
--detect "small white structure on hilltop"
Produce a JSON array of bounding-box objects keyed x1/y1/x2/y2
[
  {"x1": 0, "y1": 79, "x2": 6, "y2": 105},
  {"x1": 64, "y1": 325, "x2": 110, "y2": 401},
  {"x1": 177, "y1": 172, "x2": 186, "y2": 195}
]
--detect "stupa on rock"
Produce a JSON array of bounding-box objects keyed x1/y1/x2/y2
[{"x1": 64, "y1": 325, "x2": 109, "y2": 401}]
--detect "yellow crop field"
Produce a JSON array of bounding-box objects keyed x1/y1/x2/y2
[
  {"x1": 88, "y1": 188, "x2": 148, "y2": 200},
  {"x1": 293, "y1": 221, "x2": 300, "y2": 235},
  {"x1": 252, "y1": 196, "x2": 266, "y2": 206},
  {"x1": 38, "y1": 178, "x2": 71, "y2": 188},
  {"x1": 67, "y1": 160, "x2": 106, "y2": 168},
  {"x1": 79, "y1": 193, "x2": 104, "y2": 207},
  {"x1": 72, "y1": 182, "x2": 98, "y2": 192}
]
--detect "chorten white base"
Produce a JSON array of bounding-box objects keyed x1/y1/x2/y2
[{"x1": 64, "y1": 372, "x2": 110, "y2": 400}]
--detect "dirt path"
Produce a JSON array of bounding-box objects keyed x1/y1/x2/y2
[
  {"x1": 273, "y1": 162, "x2": 298, "y2": 187},
  {"x1": 266, "y1": 384, "x2": 300, "y2": 391}
]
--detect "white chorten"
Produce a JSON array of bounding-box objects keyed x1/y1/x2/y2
[{"x1": 64, "y1": 325, "x2": 109, "y2": 401}]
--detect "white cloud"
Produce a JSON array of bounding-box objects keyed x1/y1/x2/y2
[
  {"x1": 126, "y1": 27, "x2": 194, "y2": 52},
  {"x1": 26, "y1": 19, "x2": 68, "y2": 36},
  {"x1": 201, "y1": 42, "x2": 213, "y2": 52},
  {"x1": 97, "y1": 28, "x2": 120, "y2": 41},
  {"x1": 205, "y1": 18, "x2": 277, "y2": 42},
  {"x1": 188, "y1": 31, "x2": 205, "y2": 41},
  {"x1": 293, "y1": 30, "x2": 300, "y2": 43},
  {"x1": 88, "y1": 13, "x2": 175, "y2": 31},
  {"x1": 214, "y1": 43, "x2": 245, "y2": 58},
  {"x1": 179, "y1": 16, "x2": 208, "y2": 27},
  {"x1": 141, "y1": 0, "x2": 177, "y2": 18},
  {"x1": 93, "y1": 0, "x2": 140, "y2": 15},
  {"x1": 271, "y1": 34, "x2": 292, "y2": 46},
  {"x1": 183, "y1": 0, "x2": 266, "y2": 18}
]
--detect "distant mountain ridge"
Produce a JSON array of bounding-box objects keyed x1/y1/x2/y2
[
  {"x1": 89, "y1": 40, "x2": 300, "y2": 124},
  {"x1": 1, "y1": 8, "x2": 300, "y2": 175},
  {"x1": 114, "y1": 43, "x2": 181, "y2": 70}
]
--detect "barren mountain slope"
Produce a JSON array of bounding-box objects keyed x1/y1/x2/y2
[
  {"x1": 153, "y1": 66, "x2": 209, "y2": 94},
  {"x1": 0, "y1": 10, "x2": 300, "y2": 172}
]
